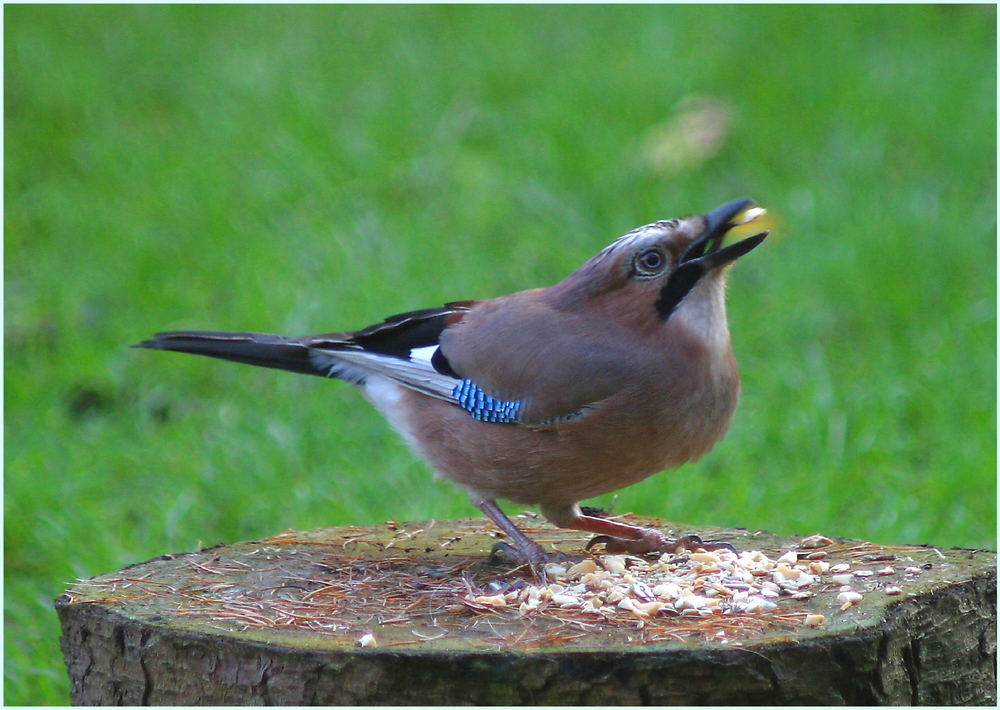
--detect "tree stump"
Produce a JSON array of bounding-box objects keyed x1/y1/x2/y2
[{"x1": 57, "y1": 517, "x2": 995, "y2": 705}]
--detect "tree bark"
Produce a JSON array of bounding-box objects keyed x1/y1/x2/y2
[{"x1": 56, "y1": 518, "x2": 996, "y2": 705}]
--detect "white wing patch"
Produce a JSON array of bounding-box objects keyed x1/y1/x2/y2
[{"x1": 409, "y1": 345, "x2": 439, "y2": 366}]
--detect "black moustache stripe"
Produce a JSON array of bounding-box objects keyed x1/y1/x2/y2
[{"x1": 655, "y1": 262, "x2": 703, "y2": 320}]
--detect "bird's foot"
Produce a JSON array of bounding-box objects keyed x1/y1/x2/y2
[
  {"x1": 585, "y1": 529, "x2": 736, "y2": 556},
  {"x1": 489, "y1": 540, "x2": 572, "y2": 566},
  {"x1": 488, "y1": 541, "x2": 574, "y2": 581}
]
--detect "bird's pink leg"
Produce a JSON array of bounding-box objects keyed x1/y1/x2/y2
[
  {"x1": 549, "y1": 509, "x2": 736, "y2": 555},
  {"x1": 473, "y1": 498, "x2": 551, "y2": 567}
]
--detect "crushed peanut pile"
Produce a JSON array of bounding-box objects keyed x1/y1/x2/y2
[{"x1": 464, "y1": 539, "x2": 925, "y2": 629}]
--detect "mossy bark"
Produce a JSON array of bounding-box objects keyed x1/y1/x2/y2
[{"x1": 57, "y1": 518, "x2": 996, "y2": 705}]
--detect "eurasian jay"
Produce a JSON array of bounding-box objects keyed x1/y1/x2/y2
[{"x1": 137, "y1": 198, "x2": 768, "y2": 566}]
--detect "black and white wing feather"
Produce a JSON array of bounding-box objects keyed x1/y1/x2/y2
[{"x1": 137, "y1": 302, "x2": 529, "y2": 424}]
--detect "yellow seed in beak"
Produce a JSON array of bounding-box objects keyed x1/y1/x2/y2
[
  {"x1": 724, "y1": 205, "x2": 776, "y2": 245},
  {"x1": 733, "y1": 206, "x2": 767, "y2": 225}
]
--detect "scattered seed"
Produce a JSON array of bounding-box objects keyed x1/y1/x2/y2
[
  {"x1": 455, "y1": 535, "x2": 924, "y2": 631},
  {"x1": 775, "y1": 563, "x2": 801, "y2": 581},
  {"x1": 551, "y1": 593, "x2": 582, "y2": 608},
  {"x1": 633, "y1": 600, "x2": 666, "y2": 617},
  {"x1": 675, "y1": 595, "x2": 706, "y2": 610},
  {"x1": 799, "y1": 535, "x2": 833, "y2": 548},
  {"x1": 837, "y1": 591, "x2": 863, "y2": 608},
  {"x1": 804, "y1": 614, "x2": 825, "y2": 627},
  {"x1": 690, "y1": 551, "x2": 721, "y2": 564},
  {"x1": 601, "y1": 556, "x2": 628, "y2": 575},
  {"x1": 471, "y1": 594, "x2": 507, "y2": 608},
  {"x1": 544, "y1": 563, "x2": 567, "y2": 579},
  {"x1": 582, "y1": 596, "x2": 603, "y2": 611},
  {"x1": 605, "y1": 588, "x2": 626, "y2": 605},
  {"x1": 631, "y1": 581, "x2": 654, "y2": 600},
  {"x1": 519, "y1": 599, "x2": 541, "y2": 614},
  {"x1": 566, "y1": 559, "x2": 598, "y2": 578},
  {"x1": 777, "y1": 551, "x2": 799, "y2": 565},
  {"x1": 745, "y1": 597, "x2": 777, "y2": 612}
]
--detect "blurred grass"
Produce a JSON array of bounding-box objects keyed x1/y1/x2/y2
[{"x1": 4, "y1": 4, "x2": 995, "y2": 704}]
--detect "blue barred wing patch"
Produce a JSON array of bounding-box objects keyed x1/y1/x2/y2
[{"x1": 452, "y1": 379, "x2": 522, "y2": 423}]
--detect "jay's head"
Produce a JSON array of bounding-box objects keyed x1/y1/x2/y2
[{"x1": 548, "y1": 199, "x2": 768, "y2": 327}]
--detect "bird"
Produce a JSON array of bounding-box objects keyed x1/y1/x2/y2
[{"x1": 136, "y1": 198, "x2": 768, "y2": 567}]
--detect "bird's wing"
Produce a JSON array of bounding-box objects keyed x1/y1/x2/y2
[
  {"x1": 142, "y1": 299, "x2": 631, "y2": 428},
  {"x1": 437, "y1": 292, "x2": 642, "y2": 426},
  {"x1": 308, "y1": 296, "x2": 635, "y2": 427}
]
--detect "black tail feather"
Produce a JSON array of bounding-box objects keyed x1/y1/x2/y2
[{"x1": 134, "y1": 331, "x2": 327, "y2": 377}]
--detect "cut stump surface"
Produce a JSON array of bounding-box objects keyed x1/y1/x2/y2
[{"x1": 57, "y1": 517, "x2": 996, "y2": 705}]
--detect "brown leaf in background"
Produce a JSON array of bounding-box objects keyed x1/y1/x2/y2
[{"x1": 640, "y1": 95, "x2": 732, "y2": 175}]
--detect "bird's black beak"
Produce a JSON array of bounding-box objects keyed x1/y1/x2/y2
[
  {"x1": 656, "y1": 198, "x2": 768, "y2": 319},
  {"x1": 680, "y1": 198, "x2": 768, "y2": 271}
]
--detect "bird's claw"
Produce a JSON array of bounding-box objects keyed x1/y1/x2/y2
[
  {"x1": 586, "y1": 530, "x2": 737, "y2": 556},
  {"x1": 488, "y1": 541, "x2": 527, "y2": 566},
  {"x1": 584, "y1": 535, "x2": 616, "y2": 551},
  {"x1": 669, "y1": 534, "x2": 738, "y2": 555}
]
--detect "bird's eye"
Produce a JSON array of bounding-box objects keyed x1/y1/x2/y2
[{"x1": 634, "y1": 248, "x2": 667, "y2": 276}]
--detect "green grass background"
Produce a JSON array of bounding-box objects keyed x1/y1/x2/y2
[{"x1": 5, "y1": 4, "x2": 995, "y2": 704}]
